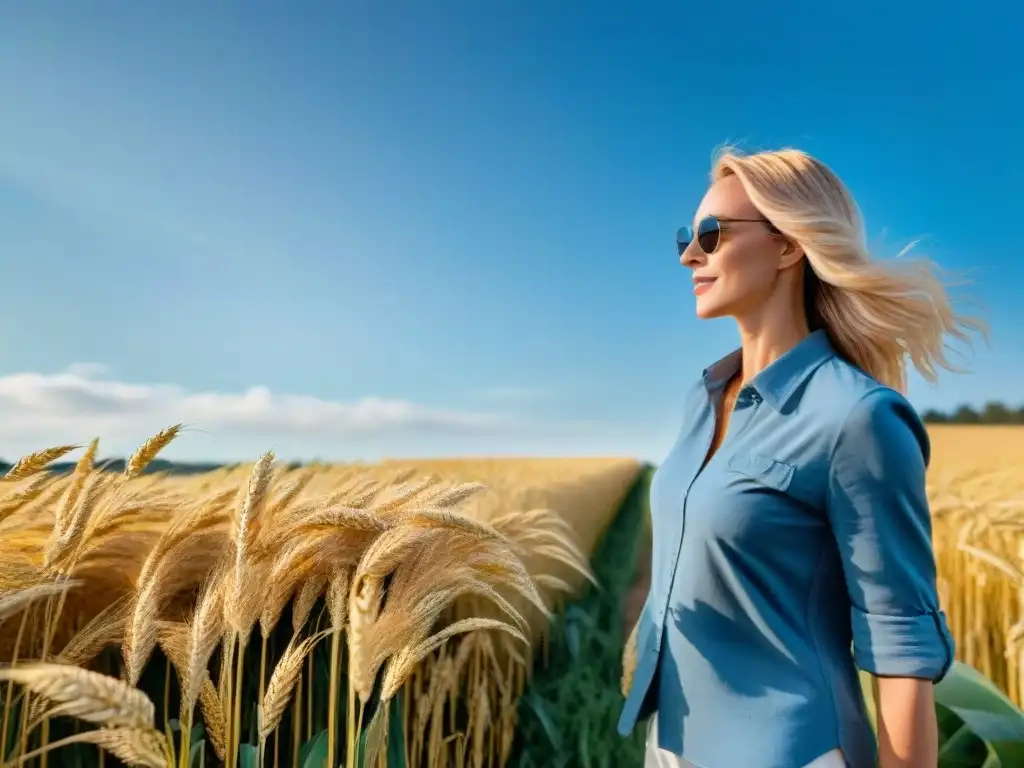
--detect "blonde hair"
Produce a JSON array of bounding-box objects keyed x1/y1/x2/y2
[{"x1": 712, "y1": 146, "x2": 986, "y2": 392}]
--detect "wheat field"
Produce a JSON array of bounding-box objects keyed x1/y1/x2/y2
[
  {"x1": 2, "y1": 423, "x2": 1023, "y2": 767},
  {"x1": 928, "y1": 426, "x2": 1024, "y2": 707},
  {"x1": 0, "y1": 428, "x2": 641, "y2": 767}
]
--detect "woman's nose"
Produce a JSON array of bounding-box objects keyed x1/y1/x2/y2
[{"x1": 680, "y1": 243, "x2": 704, "y2": 268}]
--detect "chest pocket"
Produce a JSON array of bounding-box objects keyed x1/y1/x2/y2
[{"x1": 726, "y1": 453, "x2": 796, "y2": 492}]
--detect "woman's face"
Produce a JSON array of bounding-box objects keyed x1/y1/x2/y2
[{"x1": 681, "y1": 175, "x2": 789, "y2": 321}]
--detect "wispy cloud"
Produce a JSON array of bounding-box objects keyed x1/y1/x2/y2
[
  {"x1": 471, "y1": 386, "x2": 551, "y2": 403},
  {"x1": 0, "y1": 364, "x2": 519, "y2": 461}
]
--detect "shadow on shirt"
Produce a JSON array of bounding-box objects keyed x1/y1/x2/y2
[{"x1": 669, "y1": 597, "x2": 816, "y2": 701}]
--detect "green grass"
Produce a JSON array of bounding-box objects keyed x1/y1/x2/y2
[{"x1": 508, "y1": 465, "x2": 653, "y2": 768}]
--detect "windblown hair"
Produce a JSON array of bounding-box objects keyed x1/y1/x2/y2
[{"x1": 712, "y1": 147, "x2": 986, "y2": 392}]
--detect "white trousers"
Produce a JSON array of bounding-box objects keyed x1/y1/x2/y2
[{"x1": 645, "y1": 713, "x2": 846, "y2": 768}]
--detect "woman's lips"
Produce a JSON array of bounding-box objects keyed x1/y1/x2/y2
[{"x1": 693, "y1": 277, "x2": 716, "y2": 295}]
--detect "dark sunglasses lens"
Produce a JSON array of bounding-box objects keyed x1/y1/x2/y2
[
  {"x1": 676, "y1": 226, "x2": 693, "y2": 256},
  {"x1": 697, "y1": 217, "x2": 721, "y2": 253}
]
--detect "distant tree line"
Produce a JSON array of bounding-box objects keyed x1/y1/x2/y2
[{"x1": 921, "y1": 402, "x2": 1024, "y2": 425}]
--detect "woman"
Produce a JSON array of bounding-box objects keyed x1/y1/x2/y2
[{"x1": 618, "y1": 147, "x2": 984, "y2": 768}]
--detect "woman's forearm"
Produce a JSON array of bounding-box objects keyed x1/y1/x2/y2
[{"x1": 874, "y1": 675, "x2": 939, "y2": 767}]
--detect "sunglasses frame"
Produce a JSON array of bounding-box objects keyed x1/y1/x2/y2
[{"x1": 677, "y1": 215, "x2": 776, "y2": 256}]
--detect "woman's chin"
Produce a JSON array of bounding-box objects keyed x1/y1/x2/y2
[{"x1": 694, "y1": 300, "x2": 727, "y2": 320}]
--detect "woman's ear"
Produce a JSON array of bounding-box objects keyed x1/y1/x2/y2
[{"x1": 779, "y1": 239, "x2": 805, "y2": 270}]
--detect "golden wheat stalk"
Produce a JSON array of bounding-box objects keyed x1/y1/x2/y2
[
  {"x1": 292, "y1": 572, "x2": 327, "y2": 636},
  {"x1": 24, "y1": 596, "x2": 134, "y2": 724},
  {"x1": 227, "y1": 451, "x2": 274, "y2": 636},
  {"x1": 44, "y1": 472, "x2": 112, "y2": 571},
  {"x1": 54, "y1": 438, "x2": 98, "y2": 537},
  {"x1": 2, "y1": 445, "x2": 79, "y2": 482},
  {"x1": 198, "y1": 678, "x2": 228, "y2": 762},
  {"x1": 184, "y1": 576, "x2": 225, "y2": 717},
  {"x1": 0, "y1": 581, "x2": 79, "y2": 624},
  {"x1": 381, "y1": 618, "x2": 526, "y2": 703},
  {"x1": 124, "y1": 425, "x2": 182, "y2": 479},
  {"x1": 0, "y1": 662, "x2": 156, "y2": 730},
  {"x1": 0, "y1": 474, "x2": 54, "y2": 522},
  {"x1": 347, "y1": 572, "x2": 386, "y2": 702},
  {"x1": 257, "y1": 630, "x2": 327, "y2": 743},
  {"x1": 12, "y1": 727, "x2": 171, "y2": 768},
  {"x1": 156, "y1": 622, "x2": 227, "y2": 763},
  {"x1": 420, "y1": 482, "x2": 488, "y2": 509}
]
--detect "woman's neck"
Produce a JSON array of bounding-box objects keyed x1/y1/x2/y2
[{"x1": 735, "y1": 312, "x2": 810, "y2": 384}]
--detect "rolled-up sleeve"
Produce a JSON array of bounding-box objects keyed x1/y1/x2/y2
[{"x1": 827, "y1": 388, "x2": 954, "y2": 682}]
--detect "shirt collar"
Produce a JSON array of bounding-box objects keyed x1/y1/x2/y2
[{"x1": 702, "y1": 329, "x2": 836, "y2": 410}]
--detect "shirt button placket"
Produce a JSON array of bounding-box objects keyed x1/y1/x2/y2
[{"x1": 661, "y1": 489, "x2": 690, "y2": 626}]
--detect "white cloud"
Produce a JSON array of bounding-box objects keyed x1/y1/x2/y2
[
  {"x1": 471, "y1": 386, "x2": 551, "y2": 403},
  {"x1": 0, "y1": 364, "x2": 522, "y2": 462}
]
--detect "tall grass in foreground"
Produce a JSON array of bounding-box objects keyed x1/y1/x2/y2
[{"x1": 0, "y1": 430, "x2": 640, "y2": 767}]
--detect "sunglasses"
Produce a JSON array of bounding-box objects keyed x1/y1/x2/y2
[{"x1": 676, "y1": 215, "x2": 776, "y2": 256}]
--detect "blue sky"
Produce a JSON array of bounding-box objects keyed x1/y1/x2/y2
[{"x1": 0, "y1": 1, "x2": 1021, "y2": 463}]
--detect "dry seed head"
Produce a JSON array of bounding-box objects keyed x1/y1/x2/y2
[
  {"x1": 125, "y1": 577, "x2": 163, "y2": 685},
  {"x1": 359, "y1": 702, "x2": 390, "y2": 768},
  {"x1": 259, "y1": 631, "x2": 328, "y2": 741},
  {"x1": 294, "y1": 505, "x2": 389, "y2": 533},
  {"x1": 291, "y1": 572, "x2": 327, "y2": 635},
  {"x1": 380, "y1": 617, "x2": 525, "y2": 702},
  {"x1": 55, "y1": 438, "x2": 99, "y2": 537},
  {"x1": 344, "y1": 482, "x2": 385, "y2": 509},
  {"x1": 136, "y1": 495, "x2": 231, "y2": 588},
  {"x1": 3, "y1": 444, "x2": 79, "y2": 481},
  {"x1": 2, "y1": 477, "x2": 70, "y2": 530},
  {"x1": 46, "y1": 472, "x2": 114, "y2": 571},
  {"x1": 84, "y1": 493, "x2": 184, "y2": 543},
  {"x1": 199, "y1": 678, "x2": 227, "y2": 760},
  {"x1": 124, "y1": 425, "x2": 182, "y2": 479},
  {"x1": 959, "y1": 543, "x2": 1024, "y2": 584},
  {"x1": 0, "y1": 579, "x2": 80, "y2": 623},
  {"x1": 328, "y1": 569, "x2": 351, "y2": 629},
  {"x1": 372, "y1": 477, "x2": 442, "y2": 515},
  {"x1": 154, "y1": 622, "x2": 226, "y2": 761},
  {"x1": 353, "y1": 524, "x2": 437, "y2": 582},
  {"x1": 263, "y1": 472, "x2": 314, "y2": 525},
  {"x1": 156, "y1": 621, "x2": 190, "y2": 675},
  {"x1": 348, "y1": 573, "x2": 385, "y2": 702},
  {"x1": 260, "y1": 533, "x2": 336, "y2": 635},
  {"x1": 420, "y1": 481, "x2": 488, "y2": 508},
  {"x1": 532, "y1": 573, "x2": 574, "y2": 595},
  {"x1": 57, "y1": 594, "x2": 131, "y2": 668},
  {"x1": 185, "y1": 576, "x2": 225, "y2": 713},
  {"x1": 0, "y1": 474, "x2": 54, "y2": 521},
  {"x1": 470, "y1": 677, "x2": 490, "y2": 768},
  {"x1": 0, "y1": 662, "x2": 155, "y2": 730},
  {"x1": 384, "y1": 467, "x2": 419, "y2": 488},
  {"x1": 75, "y1": 727, "x2": 170, "y2": 768},
  {"x1": 229, "y1": 451, "x2": 274, "y2": 625},
  {"x1": 236, "y1": 451, "x2": 275, "y2": 554},
  {"x1": 402, "y1": 509, "x2": 505, "y2": 541}
]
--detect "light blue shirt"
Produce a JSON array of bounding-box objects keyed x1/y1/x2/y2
[{"x1": 618, "y1": 329, "x2": 954, "y2": 768}]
